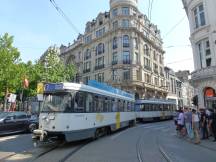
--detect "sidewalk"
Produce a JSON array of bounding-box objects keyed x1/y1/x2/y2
[
  {"x1": 0, "y1": 152, "x2": 16, "y2": 161},
  {"x1": 183, "y1": 135, "x2": 216, "y2": 151},
  {"x1": 199, "y1": 137, "x2": 216, "y2": 151}
]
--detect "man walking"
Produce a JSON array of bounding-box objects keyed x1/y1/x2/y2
[{"x1": 184, "y1": 108, "x2": 193, "y2": 139}]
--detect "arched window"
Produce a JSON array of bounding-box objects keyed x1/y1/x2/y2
[
  {"x1": 144, "y1": 44, "x2": 150, "y2": 56},
  {"x1": 123, "y1": 35, "x2": 129, "y2": 47},
  {"x1": 113, "y1": 37, "x2": 118, "y2": 49},
  {"x1": 96, "y1": 43, "x2": 105, "y2": 55}
]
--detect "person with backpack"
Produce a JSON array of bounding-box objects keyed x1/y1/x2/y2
[{"x1": 192, "y1": 109, "x2": 201, "y2": 144}]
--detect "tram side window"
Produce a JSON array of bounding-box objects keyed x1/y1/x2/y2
[
  {"x1": 112, "y1": 99, "x2": 117, "y2": 112},
  {"x1": 93, "y1": 96, "x2": 99, "y2": 112},
  {"x1": 118, "y1": 100, "x2": 123, "y2": 112},
  {"x1": 74, "y1": 92, "x2": 85, "y2": 113},
  {"x1": 104, "y1": 97, "x2": 111, "y2": 112},
  {"x1": 98, "y1": 96, "x2": 104, "y2": 112},
  {"x1": 127, "y1": 102, "x2": 134, "y2": 112},
  {"x1": 161, "y1": 104, "x2": 163, "y2": 111},
  {"x1": 123, "y1": 101, "x2": 127, "y2": 112},
  {"x1": 143, "y1": 105, "x2": 146, "y2": 111},
  {"x1": 152, "y1": 104, "x2": 156, "y2": 111},
  {"x1": 86, "y1": 93, "x2": 93, "y2": 112},
  {"x1": 164, "y1": 104, "x2": 167, "y2": 111}
]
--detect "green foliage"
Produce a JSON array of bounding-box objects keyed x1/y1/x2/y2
[
  {"x1": 0, "y1": 33, "x2": 21, "y2": 95},
  {"x1": 37, "y1": 47, "x2": 76, "y2": 83},
  {"x1": 0, "y1": 33, "x2": 76, "y2": 99}
]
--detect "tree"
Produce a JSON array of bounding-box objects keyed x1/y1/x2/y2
[
  {"x1": 0, "y1": 33, "x2": 21, "y2": 109},
  {"x1": 37, "y1": 47, "x2": 76, "y2": 83}
]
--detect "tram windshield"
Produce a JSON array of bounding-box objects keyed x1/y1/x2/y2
[{"x1": 41, "y1": 91, "x2": 76, "y2": 112}]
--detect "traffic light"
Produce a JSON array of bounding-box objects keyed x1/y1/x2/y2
[{"x1": 192, "y1": 95, "x2": 198, "y2": 106}]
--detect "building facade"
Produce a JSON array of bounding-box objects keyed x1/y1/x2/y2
[
  {"x1": 182, "y1": 0, "x2": 216, "y2": 109},
  {"x1": 165, "y1": 67, "x2": 194, "y2": 108},
  {"x1": 165, "y1": 67, "x2": 180, "y2": 107},
  {"x1": 175, "y1": 70, "x2": 194, "y2": 108},
  {"x1": 60, "y1": 0, "x2": 167, "y2": 99}
]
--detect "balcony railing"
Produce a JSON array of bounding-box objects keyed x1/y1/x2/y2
[
  {"x1": 83, "y1": 69, "x2": 91, "y2": 73},
  {"x1": 123, "y1": 60, "x2": 131, "y2": 64},
  {"x1": 160, "y1": 72, "x2": 165, "y2": 77},
  {"x1": 144, "y1": 66, "x2": 152, "y2": 71},
  {"x1": 154, "y1": 70, "x2": 159, "y2": 74},
  {"x1": 95, "y1": 64, "x2": 105, "y2": 70},
  {"x1": 112, "y1": 60, "x2": 118, "y2": 65},
  {"x1": 191, "y1": 66, "x2": 216, "y2": 81}
]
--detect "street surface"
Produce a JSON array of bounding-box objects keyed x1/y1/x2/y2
[{"x1": 1, "y1": 121, "x2": 216, "y2": 162}]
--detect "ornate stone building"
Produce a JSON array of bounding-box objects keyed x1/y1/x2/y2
[
  {"x1": 182, "y1": 0, "x2": 216, "y2": 108},
  {"x1": 60, "y1": 0, "x2": 167, "y2": 99}
]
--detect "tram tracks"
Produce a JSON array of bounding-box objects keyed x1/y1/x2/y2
[
  {"x1": 31, "y1": 140, "x2": 91, "y2": 162},
  {"x1": 135, "y1": 124, "x2": 173, "y2": 162}
]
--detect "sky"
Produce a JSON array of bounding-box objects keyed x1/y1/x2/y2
[{"x1": 0, "y1": 0, "x2": 194, "y2": 72}]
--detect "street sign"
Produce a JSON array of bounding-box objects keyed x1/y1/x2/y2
[{"x1": 37, "y1": 83, "x2": 44, "y2": 94}]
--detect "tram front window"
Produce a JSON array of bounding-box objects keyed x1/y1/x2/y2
[{"x1": 42, "y1": 92, "x2": 75, "y2": 112}]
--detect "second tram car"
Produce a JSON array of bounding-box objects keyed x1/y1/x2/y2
[
  {"x1": 135, "y1": 99, "x2": 176, "y2": 122},
  {"x1": 32, "y1": 81, "x2": 136, "y2": 144}
]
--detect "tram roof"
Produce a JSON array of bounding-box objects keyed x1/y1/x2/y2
[
  {"x1": 135, "y1": 99, "x2": 176, "y2": 105},
  {"x1": 44, "y1": 82, "x2": 135, "y2": 102}
]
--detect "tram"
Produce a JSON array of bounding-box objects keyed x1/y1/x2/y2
[
  {"x1": 135, "y1": 99, "x2": 176, "y2": 122},
  {"x1": 32, "y1": 80, "x2": 136, "y2": 144}
]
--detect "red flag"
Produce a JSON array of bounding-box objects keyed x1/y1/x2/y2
[{"x1": 23, "y1": 78, "x2": 29, "y2": 89}]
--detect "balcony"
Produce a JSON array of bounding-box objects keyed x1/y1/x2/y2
[
  {"x1": 123, "y1": 43, "x2": 130, "y2": 48},
  {"x1": 112, "y1": 60, "x2": 118, "y2": 65},
  {"x1": 191, "y1": 66, "x2": 216, "y2": 81},
  {"x1": 95, "y1": 64, "x2": 105, "y2": 70},
  {"x1": 84, "y1": 55, "x2": 91, "y2": 60},
  {"x1": 154, "y1": 70, "x2": 159, "y2": 74},
  {"x1": 144, "y1": 66, "x2": 152, "y2": 71},
  {"x1": 123, "y1": 60, "x2": 131, "y2": 64},
  {"x1": 83, "y1": 69, "x2": 91, "y2": 73},
  {"x1": 160, "y1": 72, "x2": 164, "y2": 77}
]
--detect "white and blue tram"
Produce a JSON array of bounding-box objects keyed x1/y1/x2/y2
[
  {"x1": 135, "y1": 99, "x2": 176, "y2": 122},
  {"x1": 33, "y1": 81, "x2": 136, "y2": 143}
]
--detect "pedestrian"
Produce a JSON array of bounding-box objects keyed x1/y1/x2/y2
[
  {"x1": 209, "y1": 107, "x2": 216, "y2": 142},
  {"x1": 184, "y1": 107, "x2": 193, "y2": 140},
  {"x1": 200, "y1": 109, "x2": 209, "y2": 139},
  {"x1": 192, "y1": 109, "x2": 200, "y2": 144},
  {"x1": 177, "y1": 109, "x2": 185, "y2": 137}
]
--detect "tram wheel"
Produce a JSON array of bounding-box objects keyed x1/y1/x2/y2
[
  {"x1": 93, "y1": 129, "x2": 100, "y2": 140},
  {"x1": 105, "y1": 127, "x2": 111, "y2": 135}
]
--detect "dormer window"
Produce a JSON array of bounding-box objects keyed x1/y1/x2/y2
[{"x1": 99, "y1": 18, "x2": 103, "y2": 25}]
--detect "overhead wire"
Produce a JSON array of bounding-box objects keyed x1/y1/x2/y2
[
  {"x1": 163, "y1": 15, "x2": 186, "y2": 39},
  {"x1": 49, "y1": 0, "x2": 80, "y2": 34},
  {"x1": 166, "y1": 58, "x2": 193, "y2": 65}
]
